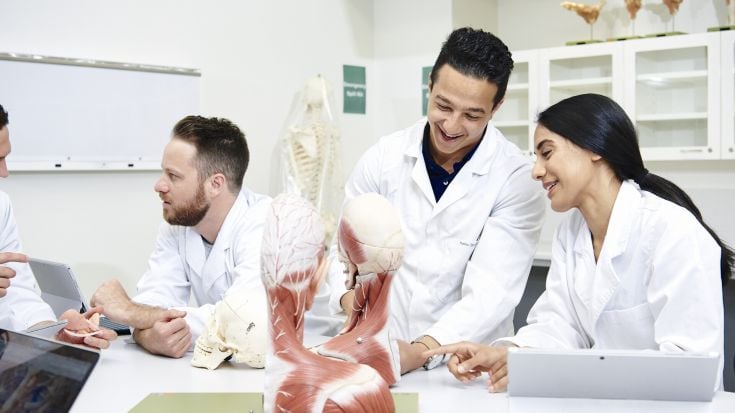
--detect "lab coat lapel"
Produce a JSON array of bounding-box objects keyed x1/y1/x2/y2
[
  {"x1": 431, "y1": 128, "x2": 496, "y2": 219},
  {"x1": 184, "y1": 227, "x2": 205, "y2": 278},
  {"x1": 201, "y1": 193, "x2": 245, "y2": 291},
  {"x1": 201, "y1": 242, "x2": 228, "y2": 293},
  {"x1": 405, "y1": 132, "x2": 437, "y2": 207},
  {"x1": 577, "y1": 182, "x2": 639, "y2": 329}
]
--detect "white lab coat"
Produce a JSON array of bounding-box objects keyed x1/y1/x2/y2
[
  {"x1": 505, "y1": 180, "x2": 724, "y2": 388},
  {"x1": 133, "y1": 188, "x2": 270, "y2": 338},
  {"x1": 326, "y1": 119, "x2": 545, "y2": 345},
  {"x1": 0, "y1": 191, "x2": 56, "y2": 331}
]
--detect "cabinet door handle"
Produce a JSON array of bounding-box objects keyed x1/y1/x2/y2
[{"x1": 679, "y1": 148, "x2": 704, "y2": 153}]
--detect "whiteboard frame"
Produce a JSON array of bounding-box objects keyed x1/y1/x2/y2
[{"x1": 1, "y1": 52, "x2": 200, "y2": 172}]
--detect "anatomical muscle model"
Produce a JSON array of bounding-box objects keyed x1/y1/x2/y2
[
  {"x1": 262, "y1": 193, "x2": 396, "y2": 412},
  {"x1": 315, "y1": 193, "x2": 404, "y2": 386}
]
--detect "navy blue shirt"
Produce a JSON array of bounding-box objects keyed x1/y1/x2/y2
[{"x1": 421, "y1": 123, "x2": 483, "y2": 201}]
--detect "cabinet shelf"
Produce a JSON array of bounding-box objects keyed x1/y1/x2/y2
[
  {"x1": 506, "y1": 83, "x2": 529, "y2": 91},
  {"x1": 549, "y1": 77, "x2": 613, "y2": 89},
  {"x1": 494, "y1": 120, "x2": 530, "y2": 128},
  {"x1": 637, "y1": 112, "x2": 708, "y2": 122},
  {"x1": 531, "y1": 32, "x2": 724, "y2": 160},
  {"x1": 636, "y1": 71, "x2": 708, "y2": 87}
]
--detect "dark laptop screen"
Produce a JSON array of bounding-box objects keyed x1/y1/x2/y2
[{"x1": 0, "y1": 329, "x2": 99, "y2": 412}]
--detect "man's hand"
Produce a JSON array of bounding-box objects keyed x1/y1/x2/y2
[
  {"x1": 91, "y1": 279, "x2": 185, "y2": 329},
  {"x1": 0, "y1": 252, "x2": 28, "y2": 298},
  {"x1": 423, "y1": 341, "x2": 510, "y2": 392},
  {"x1": 133, "y1": 316, "x2": 191, "y2": 358},
  {"x1": 56, "y1": 308, "x2": 118, "y2": 350},
  {"x1": 90, "y1": 279, "x2": 134, "y2": 324}
]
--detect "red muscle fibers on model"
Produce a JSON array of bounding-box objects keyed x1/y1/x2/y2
[{"x1": 261, "y1": 193, "x2": 397, "y2": 412}]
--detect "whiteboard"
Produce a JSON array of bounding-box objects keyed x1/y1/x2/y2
[{"x1": 0, "y1": 53, "x2": 200, "y2": 170}]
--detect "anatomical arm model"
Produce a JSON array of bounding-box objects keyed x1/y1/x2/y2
[
  {"x1": 662, "y1": 0, "x2": 683, "y2": 31},
  {"x1": 261, "y1": 193, "x2": 393, "y2": 412},
  {"x1": 625, "y1": 0, "x2": 642, "y2": 19},
  {"x1": 663, "y1": 0, "x2": 682, "y2": 14},
  {"x1": 625, "y1": 0, "x2": 642, "y2": 36},
  {"x1": 561, "y1": 0, "x2": 607, "y2": 24},
  {"x1": 315, "y1": 193, "x2": 404, "y2": 386}
]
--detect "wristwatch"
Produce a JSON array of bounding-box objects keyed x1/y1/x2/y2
[{"x1": 411, "y1": 335, "x2": 445, "y2": 370}]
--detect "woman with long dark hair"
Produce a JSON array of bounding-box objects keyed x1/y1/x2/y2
[{"x1": 424, "y1": 93, "x2": 733, "y2": 392}]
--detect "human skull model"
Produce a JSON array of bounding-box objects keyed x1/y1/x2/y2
[{"x1": 191, "y1": 287, "x2": 267, "y2": 369}]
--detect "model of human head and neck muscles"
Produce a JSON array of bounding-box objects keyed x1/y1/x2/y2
[
  {"x1": 315, "y1": 193, "x2": 404, "y2": 386},
  {"x1": 261, "y1": 193, "x2": 396, "y2": 412}
]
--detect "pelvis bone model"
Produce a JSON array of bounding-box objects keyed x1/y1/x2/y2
[
  {"x1": 262, "y1": 193, "x2": 403, "y2": 412},
  {"x1": 191, "y1": 287, "x2": 268, "y2": 370}
]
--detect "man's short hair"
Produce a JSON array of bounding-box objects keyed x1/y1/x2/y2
[
  {"x1": 430, "y1": 27, "x2": 514, "y2": 109},
  {"x1": 172, "y1": 115, "x2": 249, "y2": 193},
  {"x1": 0, "y1": 105, "x2": 8, "y2": 129}
]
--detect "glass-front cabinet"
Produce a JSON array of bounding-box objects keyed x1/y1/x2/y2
[
  {"x1": 501, "y1": 32, "x2": 730, "y2": 161},
  {"x1": 722, "y1": 31, "x2": 735, "y2": 160},
  {"x1": 623, "y1": 33, "x2": 720, "y2": 160},
  {"x1": 539, "y1": 42, "x2": 624, "y2": 115},
  {"x1": 493, "y1": 50, "x2": 537, "y2": 156}
]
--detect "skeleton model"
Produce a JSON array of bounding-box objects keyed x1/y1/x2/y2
[
  {"x1": 283, "y1": 75, "x2": 342, "y2": 242},
  {"x1": 315, "y1": 193, "x2": 404, "y2": 386},
  {"x1": 561, "y1": 0, "x2": 607, "y2": 40},
  {"x1": 190, "y1": 288, "x2": 267, "y2": 370},
  {"x1": 262, "y1": 194, "x2": 394, "y2": 412}
]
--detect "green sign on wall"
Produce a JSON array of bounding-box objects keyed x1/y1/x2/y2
[
  {"x1": 343, "y1": 65, "x2": 366, "y2": 114},
  {"x1": 421, "y1": 66, "x2": 432, "y2": 116}
]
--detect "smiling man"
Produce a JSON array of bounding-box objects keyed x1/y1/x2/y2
[
  {"x1": 91, "y1": 116, "x2": 270, "y2": 358},
  {"x1": 326, "y1": 28, "x2": 545, "y2": 375}
]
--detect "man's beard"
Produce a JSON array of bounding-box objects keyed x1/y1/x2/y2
[{"x1": 163, "y1": 184, "x2": 210, "y2": 226}]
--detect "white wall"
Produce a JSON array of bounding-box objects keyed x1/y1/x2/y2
[{"x1": 0, "y1": 0, "x2": 375, "y2": 299}]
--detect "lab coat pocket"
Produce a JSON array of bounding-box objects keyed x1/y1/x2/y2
[
  {"x1": 596, "y1": 302, "x2": 655, "y2": 349},
  {"x1": 432, "y1": 238, "x2": 477, "y2": 304}
]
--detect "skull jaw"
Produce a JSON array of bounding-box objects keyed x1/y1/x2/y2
[{"x1": 191, "y1": 334, "x2": 233, "y2": 370}]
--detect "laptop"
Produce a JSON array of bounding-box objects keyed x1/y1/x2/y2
[
  {"x1": 507, "y1": 347, "x2": 720, "y2": 402},
  {"x1": 0, "y1": 329, "x2": 100, "y2": 411},
  {"x1": 28, "y1": 258, "x2": 132, "y2": 335}
]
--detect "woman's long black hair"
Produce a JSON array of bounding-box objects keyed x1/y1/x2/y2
[{"x1": 537, "y1": 93, "x2": 733, "y2": 285}]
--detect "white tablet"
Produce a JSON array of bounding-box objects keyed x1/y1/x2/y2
[
  {"x1": 507, "y1": 347, "x2": 720, "y2": 402},
  {"x1": 24, "y1": 320, "x2": 69, "y2": 339}
]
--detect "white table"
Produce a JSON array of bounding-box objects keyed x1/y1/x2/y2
[{"x1": 72, "y1": 340, "x2": 735, "y2": 413}]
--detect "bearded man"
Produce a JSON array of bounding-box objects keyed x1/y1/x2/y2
[{"x1": 91, "y1": 116, "x2": 270, "y2": 358}]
